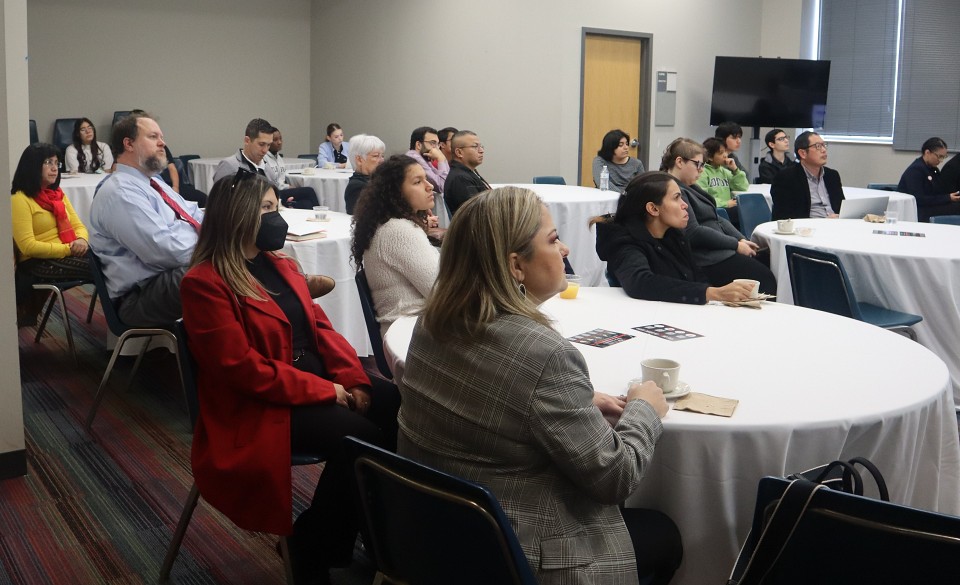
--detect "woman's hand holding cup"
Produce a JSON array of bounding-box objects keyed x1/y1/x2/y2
[{"x1": 626, "y1": 380, "x2": 668, "y2": 418}]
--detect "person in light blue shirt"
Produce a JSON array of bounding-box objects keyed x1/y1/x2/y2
[
  {"x1": 89, "y1": 113, "x2": 203, "y2": 327},
  {"x1": 317, "y1": 122, "x2": 350, "y2": 168}
]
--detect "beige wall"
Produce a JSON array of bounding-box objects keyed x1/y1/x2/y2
[
  {"x1": 1, "y1": 0, "x2": 29, "y2": 466},
  {"x1": 27, "y1": 0, "x2": 314, "y2": 158},
  {"x1": 311, "y1": 0, "x2": 766, "y2": 184}
]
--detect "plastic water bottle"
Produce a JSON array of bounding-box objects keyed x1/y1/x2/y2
[{"x1": 599, "y1": 165, "x2": 610, "y2": 191}]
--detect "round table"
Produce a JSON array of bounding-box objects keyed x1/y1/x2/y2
[
  {"x1": 494, "y1": 183, "x2": 618, "y2": 286},
  {"x1": 278, "y1": 208, "x2": 370, "y2": 356},
  {"x1": 383, "y1": 287, "x2": 960, "y2": 585},
  {"x1": 286, "y1": 169, "x2": 353, "y2": 213},
  {"x1": 736, "y1": 184, "x2": 919, "y2": 222},
  {"x1": 753, "y1": 218, "x2": 960, "y2": 404},
  {"x1": 187, "y1": 157, "x2": 313, "y2": 194},
  {"x1": 59, "y1": 173, "x2": 108, "y2": 228}
]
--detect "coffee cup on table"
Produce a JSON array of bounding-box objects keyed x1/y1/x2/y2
[
  {"x1": 323, "y1": 161, "x2": 335, "y2": 170},
  {"x1": 303, "y1": 166, "x2": 316, "y2": 175},
  {"x1": 733, "y1": 278, "x2": 760, "y2": 299},
  {"x1": 777, "y1": 219, "x2": 794, "y2": 233},
  {"x1": 640, "y1": 358, "x2": 680, "y2": 393}
]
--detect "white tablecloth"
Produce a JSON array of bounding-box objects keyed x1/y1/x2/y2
[
  {"x1": 59, "y1": 173, "x2": 108, "y2": 228},
  {"x1": 286, "y1": 169, "x2": 353, "y2": 213},
  {"x1": 188, "y1": 157, "x2": 313, "y2": 194},
  {"x1": 278, "y1": 208, "x2": 370, "y2": 356},
  {"x1": 753, "y1": 218, "x2": 960, "y2": 405},
  {"x1": 383, "y1": 287, "x2": 960, "y2": 585},
  {"x1": 494, "y1": 183, "x2": 619, "y2": 286},
  {"x1": 736, "y1": 183, "x2": 918, "y2": 222}
]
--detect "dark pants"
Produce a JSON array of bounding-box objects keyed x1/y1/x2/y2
[
  {"x1": 289, "y1": 372, "x2": 400, "y2": 569},
  {"x1": 622, "y1": 507, "x2": 683, "y2": 585},
  {"x1": 281, "y1": 186, "x2": 320, "y2": 209},
  {"x1": 919, "y1": 200, "x2": 960, "y2": 222},
  {"x1": 701, "y1": 252, "x2": 777, "y2": 296},
  {"x1": 117, "y1": 265, "x2": 188, "y2": 327}
]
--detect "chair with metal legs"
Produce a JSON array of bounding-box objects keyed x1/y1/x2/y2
[{"x1": 32, "y1": 279, "x2": 97, "y2": 364}]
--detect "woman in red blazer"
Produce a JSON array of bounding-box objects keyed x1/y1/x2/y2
[{"x1": 180, "y1": 170, "x2": 398, "y2": 585}]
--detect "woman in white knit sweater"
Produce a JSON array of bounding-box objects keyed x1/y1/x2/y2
[{"x1": 352, "y1": 155, "x2": 442, "y2": 336}]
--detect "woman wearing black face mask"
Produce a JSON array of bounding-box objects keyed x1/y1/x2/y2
[{"x1": 180, "y1": 171, "x2": 400, "y2": 585}]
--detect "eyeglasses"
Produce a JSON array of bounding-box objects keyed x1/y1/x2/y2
[
  {"x1": 775, "y1": 135, "x2": 791, "y2": 142},
  {"x1": 803, "y1": 142, "x2": 828, "y2": 152},
  {"x1": 932, "y1": 152, "x2": 948, "y2": 162},
  {"x1": 42, "y1": 158, "x2": 58, "y2": 168},
  {"x1": 421, "y1": 140, "x2": 439, "y2": 148},
  {"x1": 79, "y1": 126, "x2": 94, "y2": 133},
  {"x1": 682, "y1": 157, "x2": 705, "y2": 171},
  {"x1": 459, "y1": 144, "x2": 484, "y2": 151}
]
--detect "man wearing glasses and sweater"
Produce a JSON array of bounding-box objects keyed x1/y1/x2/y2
[{"x1": 771, "y1": 131, "x2": 844, "y2": 221}]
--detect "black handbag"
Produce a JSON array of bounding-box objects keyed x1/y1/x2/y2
[{"x1": 727, "y1": 457, "x2": 960, "y2": 585}]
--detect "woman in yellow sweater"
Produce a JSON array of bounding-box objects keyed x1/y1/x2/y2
[{"x1": 12, "y1": 143, "x2": 91, "y2": 321}]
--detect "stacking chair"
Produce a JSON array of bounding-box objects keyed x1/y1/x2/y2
[
  {"x1": 29, "y1": 119, "x2": 39, "y2": 145},
  {"x1": 178, "y1": 154, "x2": 201, "y2": 185},
  {"x1": 355, "y1": 269, "x2": 393, "y2": 379},
  {"x1": 83, "y1": 253, "x2": 184, "y2": 431},
  {"x1": 32, "y1": 279, "x2": 97, "y2": 365},
  {"x1": 112, "y1": 110, "x2": 132, "y2": 127},
  {"x1": 716, "y1": 207, "x2": 730, "y2": 222},
  {"x1": 734, "y1": 193, "x2": 771, "y2": 238},
  {"x1": 159, "y1": 320, "x2": 325, "y2": 584},
  {"x1": 866, "y1": 183, "x2": 899, "y2": 192},
  {"x1": 532, "y1": 176, "x2": 565, "y2": 185},
  {"x1": 52, "y1": 118, "x2": 80, "y2": 153},
  {"x1": 785, "y1": 245, "x2": 922, "y2": 340},
  {"x1": 929, "y1": 215, "x2": 960, "y2": 226},
  {"x1": 298, "y1": 154, "x2": 319, "y2": 161},
  {"x1": 345, "y1": 437, "x2": 537, "y2": 585}
]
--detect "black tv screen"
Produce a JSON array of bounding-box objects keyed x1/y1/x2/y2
[{"x1": 709, "y1": 57, "x2": 831, "y2": 129}]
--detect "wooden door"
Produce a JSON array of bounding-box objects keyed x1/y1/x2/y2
[{"x1": 580, "y1": 34, "x2": 645, "y2": 187}]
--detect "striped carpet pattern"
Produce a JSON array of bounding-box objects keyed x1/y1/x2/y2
[{"x1": 1, "y1": 288, "x2": 374, "y2": 585}]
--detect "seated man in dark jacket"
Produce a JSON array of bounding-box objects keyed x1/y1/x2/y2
[
  {"x1": 896, "y1": 137, "x2": 960, "y2": 222},
  {"x1": 771, "y1": 131, "x2": 843, "y2": 220},
  {"x1": 443, "y1": 130, "x2": 490, "y2": 216}
]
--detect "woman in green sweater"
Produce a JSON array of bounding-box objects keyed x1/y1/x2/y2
[{"x1": 696, "y1": 137, "x2": 749, "y2": 229}]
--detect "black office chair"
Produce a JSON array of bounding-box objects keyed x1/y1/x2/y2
[
  {"x1": 177, "y1": 155, "x2": 201, "y2": 185},
  {"x1": 355, "y1": 269, "x2": 393, "y2": 379},
  {"x1": 84, "y1": 253, "x2": 185, "y2": 431},
  {"x1": 345, "y1": 437, "x2": 537, "y2": 585},
  {"x1": 929, "y1": 215, "x2": 960, "y2": 226},
  {"x1": 159, "y1": 320, "x2": 325, "y2": 584},
  {"x1": 52, "y1": 118, "x2": 80, "y2": 153},
  {"x1": 785, "y1": 245, "x2": 922, "y2": 340},
  {"x1": 532, "y1": 176, "x2": 566, "y2": 185},
  {"x1": 298, "y1": 154, "x2": 319, "y2": 161},
  {"x1": 731, "y1": 475, "x2": 960, "y2": 584},
  {"x1": 735, "y1": 193, "x2": 771, "y2": 239},
  {"x1": 29, "y1": 119, "x2": 39, "y2": 145},
  {"x1": 112, "y1": 110, "x2": 132, "y2": 127}
]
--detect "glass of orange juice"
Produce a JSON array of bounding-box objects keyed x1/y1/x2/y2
[{"x1": 559, "y1": 275, "x2": 581, "y2": 299}]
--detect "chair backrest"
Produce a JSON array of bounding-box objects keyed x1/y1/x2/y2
[
  {"x1": 178, "y1": 155, "x2": 201, "y2": 185},
  {"x1": 532, "y1": 176, "x2": 565, "y2": 185},
  {"x1": 354, "y1": 269, "x2": 393, "y2": 379},
  {"x1": 739, "y1": 476, "x2": 960, "y2": 584},
  {"x1": 735, "y1": 193, "x2": 771, "y2": 238},
  {"x1": 929, "y1": 215, "x2": 960, "y2": 226},
  {"x1": 88, "y1": 251, "x2": 134, "y2": 336},
  {"x1": 161, "y1": 157, "x2": 187, "y2": 188},
  {"x1": 29, "y1": 119, "x2": 39, "y2": 145},
  {"x1": 784, "y1": 245, "x2": 862, "y2": 320},
  {"x1": 345, "y1": 437, "x2": 537, "y2": 585},
  {"x1": 52, "y1": 118, "x2": 80, "y2": 153},
  {"x1": 298, "y1": 154, "x2": 319, "y2": 161},
  {"x1": 173, "y1": 320, "x2": 201, "y2": 429},
  {"x1": 716, "y1": 206, "x2": 730, "y2": 222},
  {"x1": 112, "y1": 110, "x2": 132, "y2": 127},
  {"x1": 866, "y1": 183, "x2": 899, "y2": 192}
]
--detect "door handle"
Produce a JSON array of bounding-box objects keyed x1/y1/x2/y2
[{"x1": 630, "y1": 139, "x2": 639, "y2": 147}]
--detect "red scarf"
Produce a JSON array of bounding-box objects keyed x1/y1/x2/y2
[{"x1": 35, "y1": 187, "x2": 77, "y2": 244}]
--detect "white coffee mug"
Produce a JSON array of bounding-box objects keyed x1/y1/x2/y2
[
  {"x1": 777, "y1": 219, "x2": 794, "y2": 233},
  {"x1": 640, "y1": 358, "x2": 680, "y2": 393}
]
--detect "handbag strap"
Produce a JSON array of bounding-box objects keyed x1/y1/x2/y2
[
  {"x1": 811, "y1": 460, "x2": 864, "y2": 496},
  {"x1": 729, "y1": 479, "x2": 824, "y2": 585},
  {"x1": 847, "y1": 456, "x2": 890, "y2": 501}
]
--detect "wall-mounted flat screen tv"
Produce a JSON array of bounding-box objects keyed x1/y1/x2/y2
[{"x1": 709, "y1": 57, "x2": 831, "y2": 129}]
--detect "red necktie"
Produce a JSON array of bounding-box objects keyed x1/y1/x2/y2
[{"x1": 150, "y1": 179, "x2": 201, "y2": 233}]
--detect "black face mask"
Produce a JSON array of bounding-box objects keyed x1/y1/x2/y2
[{"x1": 255, "y1": 211, "x2": 288, "y2": 251}]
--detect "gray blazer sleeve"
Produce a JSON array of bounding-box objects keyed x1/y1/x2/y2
[{"x1": 682, "y1": 191, "x2": 741, "y2": 252}]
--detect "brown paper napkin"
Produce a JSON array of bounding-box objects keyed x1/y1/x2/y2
[
  {"x1": 863, "y1": 213, "x2": 886, "y2": 223},
  {"x1": 673, "y1": 392, "x2": 739, "y2": 417}
]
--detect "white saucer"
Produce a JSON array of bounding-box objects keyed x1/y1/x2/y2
[
  {"x1": 774, "y1": 229, "x2": 796, "y2": 235},
  {"x1": 663, "y1": 381, "x2": 691, "y2": 400}
]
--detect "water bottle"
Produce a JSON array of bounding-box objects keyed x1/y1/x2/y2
[{"x1": 599, "y1": 165, "x2": 610, "y2": 191}]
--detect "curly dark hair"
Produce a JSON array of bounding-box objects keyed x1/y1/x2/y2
[{"x1": 351, "y1": 154, "x2": 429, "y2": 269}]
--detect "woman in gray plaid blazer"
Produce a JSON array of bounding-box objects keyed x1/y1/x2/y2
[{"x1": 397, "y1": 187, "x2": 682, "y2": 585}]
